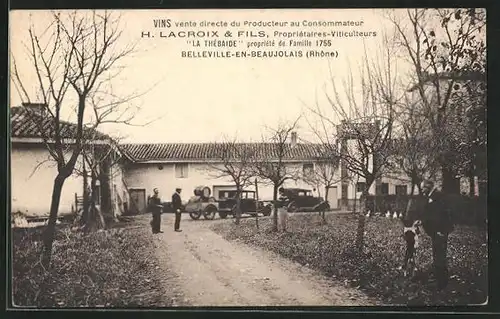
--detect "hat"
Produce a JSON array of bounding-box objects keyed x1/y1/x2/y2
[{"x1": 176, "y1": 187, "x2": 182, "y2": 191}]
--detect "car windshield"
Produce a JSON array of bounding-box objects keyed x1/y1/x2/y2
[{"x1": 244, "y1": 192, "x2": 255, "y2": 199}]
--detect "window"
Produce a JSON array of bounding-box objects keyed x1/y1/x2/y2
[
  {"x1": 175, "y1": 163, "x2": 189, "y2": 178},
  {"x1": 395, "y1": 185, "x2": 408, "y2": 195},
  {"x1": 303, "y1": 163, "x2": 314, "y2": 177},
  {"x1": 381, "y1": 183, "x2": 389, "y2": 195},
  {"x1": 356, "y1": 182, "x2": 366, "y2": 193},
  {"x1": 219, "y1": 191, "x2": 228, "y2": 199}
]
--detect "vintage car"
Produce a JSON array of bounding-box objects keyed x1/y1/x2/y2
[
  {"x1": 281, "y1": 188, "x2": 330, "y2": 213},
  {"x1": 217, "y1": 189, "x2": 272, "y2": 219}
]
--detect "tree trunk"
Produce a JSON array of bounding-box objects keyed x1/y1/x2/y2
[
  {"x1": 272, "y1": 185, "x2": 278, "y2": 232},
  {"x1": 355, "y1": 190, "x2": 367, "y2": 254},
  {"x1": 355, "y1": 176, "x2": 371, "y2": 255},
  {"x1": 82, "y1": 174, "x2": 90, "y2": 226},
  {"x1": 235, "y1": 187, "x2": 241, "y2": 225},
  {"x1": 81, "y1": 160, "x2": 89, "y2": 226},
  {"x1": 41, "y1": 175, "x2": 66, "y2": 269},
  {"x1": 322, "y1": 187, "x2": 329, "y2": 224},
  {"x1": 99, "y1": 159, "x2": 113, "y2": 223},
  {"x1": 85, "y1": 173, "x2": 106, "y2": 232}
]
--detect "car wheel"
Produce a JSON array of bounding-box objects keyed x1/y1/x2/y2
[
  {"x1": 219, "y1": 212, "x2": 228, "y2": 219},
  {"x1": 288, "y1": 203, "x2": 298, "y2": 213},
  {"x1": 189, "y1": 211, "x2": 202, "y2": 220},
  {"x1": 203, "y1": 205, "x2": 217, "y2": 220}
]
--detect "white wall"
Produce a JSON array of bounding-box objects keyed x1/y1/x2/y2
[
  {"x1": 123, "y1": 161, "x2": 328, "y2": 202},
  {"x1": 11, "y1": 144, "x2": 84, "y2": 217},
  {"x1": 121, "y1": 159, "x2": 417, "y2": 210}
]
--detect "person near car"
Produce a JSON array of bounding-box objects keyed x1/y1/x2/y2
[
  {"x1": 420, "y1": 179, "x2": 454, "y2": 290},
  {"x1": 172, "y1": 187, "x2": 183, "y2": 232},
  {"x1": 277, "y1": 187, "x2": 290, "y2": 231},
  {"x1": 148, "y1": 188, "x2": 163, "y2": 234}
]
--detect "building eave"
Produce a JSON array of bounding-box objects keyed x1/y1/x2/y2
[
  {"x1": 129, "y1": 159, "x2": 319, "y2": 164},
  {"x1": 11, "y1": 137, "x2": 112, "y2": 145}
]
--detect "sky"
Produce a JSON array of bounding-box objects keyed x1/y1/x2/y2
[{"x1": 10, "y1": 9, "x2": 407, "y2": 143}]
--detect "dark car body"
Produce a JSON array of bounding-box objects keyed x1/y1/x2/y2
[
  {"x1": 217, "y1": 190, "x2": 272, "y2": 218},
  {"x1": 281, "y1": 188, "x2": 330, "y2": 212}
]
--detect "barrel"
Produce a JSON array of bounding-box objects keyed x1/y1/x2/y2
[{"x1": 193, "y1": 186, "x2": 211, "y2": 199}]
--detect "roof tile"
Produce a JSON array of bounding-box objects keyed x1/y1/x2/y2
[
  {"x1": 10, "y1": 106, "x2": 110, "y2": 140},
  {"x1": 120, "y1": 142, "x2": 334, "y2": 162}
]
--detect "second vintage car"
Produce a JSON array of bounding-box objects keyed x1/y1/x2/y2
[
  {"x1": 217, "y1": 189, "x2": 272, "y2": 219},
  {"x1": 280, "y1": 188, "x2": 330, "y2": 213}
]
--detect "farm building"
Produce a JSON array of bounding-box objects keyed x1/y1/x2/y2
[{"x1": 10, "y1": 104, "x2": 418, "y2": 219}]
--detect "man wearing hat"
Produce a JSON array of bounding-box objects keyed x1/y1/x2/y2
[
  {"x1": 148, "y1": 188, "x2": 163, "y2": 234},
  {"x1": 420, "y1": 179, "x2": 454, "y2": 290},
  {"x1": 172, "y1": 188, "x2": 183, "y2": 232}
]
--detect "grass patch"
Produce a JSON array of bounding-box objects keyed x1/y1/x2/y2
[
  {"x1": 12, "y1": 222, "x2": 172, "y2": 308},
  {"x1": 211, "y1": 213, "x2": 488, "y2": 306}
]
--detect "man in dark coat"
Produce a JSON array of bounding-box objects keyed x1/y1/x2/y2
[
  {"x1": 149, "y1": 188, "x2": 163, "y2": 234},
  {"x1": 172, "y1": 188, "x2": 183, "y2": 232},
  {"x1": 420, "y1": 180, "x2": 454, "y2": 289}
]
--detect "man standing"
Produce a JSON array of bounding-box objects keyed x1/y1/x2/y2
[
  {"x1": 149, "y1": 188, "x2": 163, "y2": 234},
  {"x1": 420, "y1": 180, "x2": 454, "y2": 289},
  {"x1": 172, "y1": 188, "x2": 183, "y2": 232}
]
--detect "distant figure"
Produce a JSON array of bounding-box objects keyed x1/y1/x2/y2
[
  {"x1": 277, "y1": 187, "x2": 289, "y2": 232},
  {"x1": 172, "y1": 188, "x2": 183, "y2": 232},
  {"x1": 148, "y1": 188, "x2": 163, "y2": 234},
  {"x1": 421, "y1": 180, "x2": 454, "y2": 289}
]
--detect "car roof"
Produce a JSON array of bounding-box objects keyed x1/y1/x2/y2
[{"x1": 283, "y1": 188, "x2": 312, "y2": 192}]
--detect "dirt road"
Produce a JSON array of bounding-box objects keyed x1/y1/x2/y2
[{"x1": 143, "y1": 214, "x2": 376, "y2": 307}]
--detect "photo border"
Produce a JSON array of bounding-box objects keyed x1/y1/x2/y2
[{"x1": 3, "y1": 0, "x2": 499, "y2": 316}]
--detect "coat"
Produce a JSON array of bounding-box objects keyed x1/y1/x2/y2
[
  {"x1": 172, "y1": 192, "x2": 182, "y2": 213},
  {"x1": 421, "y1": 190, "x2": 454, "y2": 236},
  {"x1": 148, "y1": 195, "x2": 162, "y2": 214}
]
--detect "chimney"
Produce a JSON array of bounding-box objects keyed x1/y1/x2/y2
[
  {"x1": 291, "y1": 131, "x2": 297, "y2": 147},
  {"x1": 22, "y1": 102, "x2": 47, "y2": 114}
]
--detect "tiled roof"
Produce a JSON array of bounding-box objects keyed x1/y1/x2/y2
[
  {"x1": 11, "y1": 106, "x2": 110, "y2": 140},
  {"x1": 121, "y1": 143, "x2": 334, "y2": 162}
]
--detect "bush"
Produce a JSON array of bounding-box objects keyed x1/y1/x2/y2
[
  {"x1": 12, "y1": 223, "x2": 171, "y2": 308},
  {"x1": 211, "y1": 213, "x2": 488, "y2": 306}
]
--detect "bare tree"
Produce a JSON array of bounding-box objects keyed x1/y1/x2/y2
[
  {"x1": 307, "y1": 34, "x2": 400, "y2": 253},
  {"x1": 302, "y1": 147, "x2": 342, "y2": 224},
  {"x1": 72, "y1": 80, "x2": 149, "y2": 231},
  {"x1": 252, "y1": 118, "x2": 301, "y2": 232},
  {"x1": 207, "y1": 138, "x2": 256, "y2": 225},
  {"x1": 72, "y1": 136, "x2": 125, "y2": 232},
  {"x1": 11, "y1": 11, "x2": 138, "y2": 268},
  {"x1": 389, "y1": 96, "x2": 441, "y2": 195},
  {"x1": 386, "y1": 8, "x2": 486, "y2": 194}
]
